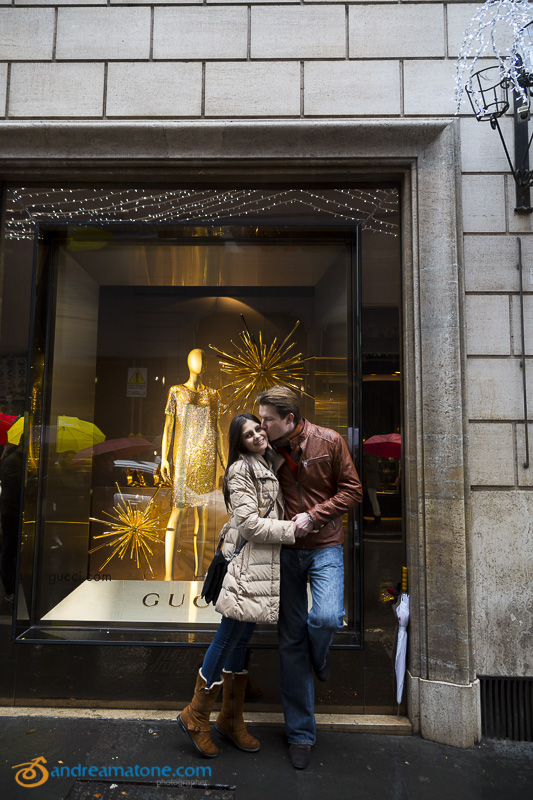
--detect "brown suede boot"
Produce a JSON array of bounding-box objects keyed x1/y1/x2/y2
[
  {"x1": 245, "y1": 674, "x2": 263, "y2": 699},
  {"x1": 215, "y1": 671, "x2": 260, "y2": 752},
  {"x1": 178, "y1": 671, "x2": 223, "y2": 758}
]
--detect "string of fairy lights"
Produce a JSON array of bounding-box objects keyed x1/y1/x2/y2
[
  {"x1": 5, "y1": 187, "x2": 400, "y2": 241},
  {"x1": 455, "y1": 0, "x2": 533, "y2": 112}
]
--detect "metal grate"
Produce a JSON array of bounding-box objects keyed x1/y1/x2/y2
[
  {"x1": 65, "y1": 780, "x2": 235, "y2": 800},
  {"x1": 480, "y1": 677, "x2": 533, "y2": 741}
]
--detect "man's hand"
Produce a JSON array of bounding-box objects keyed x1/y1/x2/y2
[{"x1": 292, "y1": 512, "x2": 314, "y2": 538}]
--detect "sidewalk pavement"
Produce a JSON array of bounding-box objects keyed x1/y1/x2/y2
[{"x1": 1, "y1": 711, "x2": 532, "y2": 800}]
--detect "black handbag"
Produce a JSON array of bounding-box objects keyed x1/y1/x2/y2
[
  {"x1": 201, "y1": 537, "x2": 247, "y2": 605},
  {"x1": 201, "y1": 496, "x2": 275, "y2": 605}
]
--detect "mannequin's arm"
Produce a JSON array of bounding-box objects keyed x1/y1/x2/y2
[
  {"x1": 216, "y1": 416, "x2": 226, "y2": 469},
  {"x1": 161, "y1": 414, "x2": 174, "y2": 482}
]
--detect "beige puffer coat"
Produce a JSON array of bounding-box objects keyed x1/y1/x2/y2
[{"x1": 215, "y1": 450, "x2": 295, "y2": 623}]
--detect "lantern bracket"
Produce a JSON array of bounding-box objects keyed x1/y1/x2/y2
[{"x1": 466, "y1": 63, "x2": 533, "y2": 212}]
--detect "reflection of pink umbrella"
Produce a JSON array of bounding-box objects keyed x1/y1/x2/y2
[
  {"x1": 363, "y1": 433, "x2": 401, "y2": 458},
  {"x1": 0, "y1": 414, "x2": 18, "y2": 445},
  {"x1": 72, "y1": 437, "x2": 152, "y2": 463}
]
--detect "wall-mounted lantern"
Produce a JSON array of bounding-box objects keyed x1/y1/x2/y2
[{"x1": 456, "y1": 0, "x2": 533, "y2": 212}]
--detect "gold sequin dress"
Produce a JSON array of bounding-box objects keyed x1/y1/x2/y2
[{"x1": 165, "y1": 384, "x2": 222, "y2": 508}]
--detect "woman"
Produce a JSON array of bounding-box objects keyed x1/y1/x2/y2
[{"x1": 178, "y1": 413, "x2": 305, "y2": 758}]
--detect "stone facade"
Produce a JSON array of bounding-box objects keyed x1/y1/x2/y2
[
  {"x1": 0, "y1": 0, "x2": 532, "y2": 748},
  {"x1": 0, "y1": 4, "x2": 479, "y2": 119}
]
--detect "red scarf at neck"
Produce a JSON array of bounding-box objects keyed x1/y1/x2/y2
[{"x1": 279, "y1": 420, "x2": 304, "y2": 478}]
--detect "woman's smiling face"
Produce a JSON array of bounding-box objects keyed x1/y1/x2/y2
[{"x1": 241, "y1": 419, "x2": 268, "y2": 455}]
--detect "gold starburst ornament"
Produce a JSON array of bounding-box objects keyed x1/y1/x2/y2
[
  {"x1": 89, "y1": 485, "x2": 167, "y2": 579},
  {"x1": 209, "y1": 316, "x2": 313, "y2": 411}
]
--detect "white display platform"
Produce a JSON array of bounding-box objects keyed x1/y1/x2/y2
[{"x1": 41, "y1": 580, "x2": 221, "y2": 624}]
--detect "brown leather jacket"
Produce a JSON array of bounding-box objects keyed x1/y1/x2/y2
[{"x1": 273, "y1": 420, "x2": 363, "y2": 549}]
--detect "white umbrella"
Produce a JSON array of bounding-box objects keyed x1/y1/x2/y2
[{"x1": 394, "y1": 590, "x2": 410, "y2": 707}]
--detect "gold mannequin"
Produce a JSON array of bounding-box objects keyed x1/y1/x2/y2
[{"x1": 162, "y1": 349, "x2": 225, "y2": 580}]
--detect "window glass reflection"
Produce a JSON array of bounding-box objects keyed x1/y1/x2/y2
[
  {"x1": 24, "y1": 228, "x2": 355, "y2": 635},
  {"x1": 0, "y1": 185, "x2": 402, "y2": 647}
]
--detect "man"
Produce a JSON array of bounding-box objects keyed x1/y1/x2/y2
[{"x1": 257, "y1": 387, "x2": 362, "y2": 770}]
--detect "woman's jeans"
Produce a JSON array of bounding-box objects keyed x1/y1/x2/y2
[
  {"x1": 201, "y1": 615, "x2": 256, "y2": 688},
  {"x1": 278, "y1": 544, "x2": 345, "y2": 745}
]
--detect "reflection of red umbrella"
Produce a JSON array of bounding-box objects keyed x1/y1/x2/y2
[
  {"x1": 0, "y1": 414, "x2": 18, "y2": 445},
  {"x1": 363, "y1": 433, "x2": 401, "y2": 458},
  {"x1": 72, "y1": 437, "x2": 152, "y2": 463}
]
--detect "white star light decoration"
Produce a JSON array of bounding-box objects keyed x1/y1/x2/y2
[
  {"x1": 456, "y1": 0, "x2": 533, "y2": 113},
  {"x1": 5, "y1": 188, "x2": 399, "y2": 241}
]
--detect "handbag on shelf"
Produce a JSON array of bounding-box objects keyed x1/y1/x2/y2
[{"x1": 201, "y1": 497, "x2": 275, "y2": 606}]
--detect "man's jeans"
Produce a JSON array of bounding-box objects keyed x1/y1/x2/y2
[{"x1": 278, "y1": 544, "x2": 345, "y2": 745}]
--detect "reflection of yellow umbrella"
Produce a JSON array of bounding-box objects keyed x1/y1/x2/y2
[{"x1": 7, "y1": 415, "x2": 105, "y2": 452}]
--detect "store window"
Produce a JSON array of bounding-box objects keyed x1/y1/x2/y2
[{"x1": 0, "y1": 187, "x2": 401, "y2": 647}]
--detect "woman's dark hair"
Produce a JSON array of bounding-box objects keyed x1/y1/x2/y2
[{"x1": 222, "y1": 413, "x2": 261, "y2": 510}]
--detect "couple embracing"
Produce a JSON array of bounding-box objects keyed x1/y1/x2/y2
[{"x1": 178, "y1": 386, "x2": 363, "y2": 770}]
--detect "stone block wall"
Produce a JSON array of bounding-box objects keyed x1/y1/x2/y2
[
  {"x1": 464, "y1": 207, "x2": 533, "y2": 676},
  {"x1": 0, "y1": 0, "x2": 532, "y2": 679},
  {"x1": 0, "y1": 3, "x2": 464, "y2": 120}
]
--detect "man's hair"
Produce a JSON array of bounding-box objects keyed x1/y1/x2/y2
[{"x1": 256, "y1": 386, "x2": 301, "y2": 424}]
